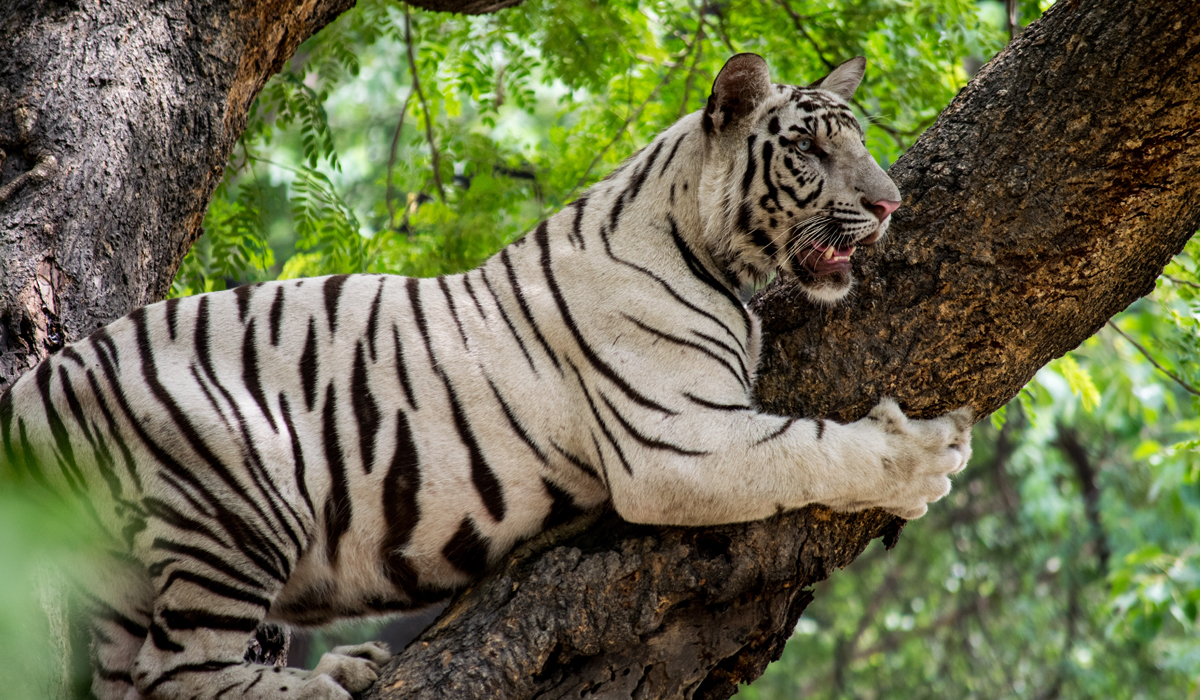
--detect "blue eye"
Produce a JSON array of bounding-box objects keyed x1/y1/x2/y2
[{"x1": 797, "y1": 136, "x2": 813, "y2": 151}]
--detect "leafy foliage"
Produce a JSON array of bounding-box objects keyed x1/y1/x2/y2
[{"x1": 161, "y1": 0, "x2": 1200, "y2": 697}]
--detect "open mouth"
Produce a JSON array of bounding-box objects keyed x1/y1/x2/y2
[{"x1": 796, "y1": 242, "x2": 856, "y2": 276}]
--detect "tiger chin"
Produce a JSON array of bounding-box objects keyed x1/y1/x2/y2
[{"x1": 0, "y1": 53, "x2": 972, "y2": 700}]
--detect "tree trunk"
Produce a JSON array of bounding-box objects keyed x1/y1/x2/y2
[{"x1": 367, "y1": 0, "x2": 1200, "y2": 698}]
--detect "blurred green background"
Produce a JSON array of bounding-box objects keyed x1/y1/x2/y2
[{"x1": 7, "y1": 1, "x2": 1200, "y2": 698}]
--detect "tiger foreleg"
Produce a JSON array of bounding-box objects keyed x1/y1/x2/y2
[{"x1": 605, "y1": 398, "x2": 974, "y2": 527}]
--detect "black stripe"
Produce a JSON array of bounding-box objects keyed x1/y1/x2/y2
[
  {"x1": 351, "y1": 342, "x2": 381, "y2": 473},
  {"x1": 741, "y1": 134, "x2": 758, "y2": 195},
  {"x1": 392, "y1": 325, "x2": 417, "y2": 410},
  {"x1": 535, "y1": 222, "x2": 677, "y2": 416},
  {"x1": 683, "y1": 392, "x2": 750, "y2": 411},
  {"x1": 161, "y1": 609, "x2": 260, "y2": 632},
  {"x1": 438, "y1": 276, "x2": 469, "y2": 346},
  {"x1": 142, "y1": 660, "x2": 239, "y2": 695},
  {"x1": 660, "y1": 133, "x2": 687, "y2": 175},
  {"x1": 381, "y1": 410, "x2": 421, "y2": 591},
  {"x1": 625, "y1": 138, "x2": 665, "y2": 204},
  {"x1": 759, "y1": 140, "x2": 778, "y2": 209},
  {"x1": 34, "y1": 360, "x2": 87, "y2": 493},
  {"x1": 621, "y1": 313, "x2": 748, "y2": 391},
  {"x1": 665, "y1": 214, "x2": 749, "y2": 333},
  {"x1": 569, "y1": 195, "x2": 589, "y2": 249},
  {"x1": 541, "y1": 476, "x2": 584, "y2": 531},
  {"x1": 300, "y1": 317, "x2": 319, "y2": 412},
  {"x1": 462, "y1": 273, "x2": 488, "y2": 321},
  {"x1": 599, "y1": 392, "x2": 708, "y2": 456},
  {"x1": 407, "y1": 277, "x2": 507, "y2": 522},
  {"x1": 160, "y1": 568, "x2": 272, "y2": 611},
  {"x1": 323, "y1": 274, "x2": 350, "y2": 334},
  {"x1": 566, "y1": 358, "x2": 632, "y2": 476},
  {"x1": 149, "y1": 622, "x2": 184, "y2": 652},
  {"x1": 234, "y1": 284, "x2": 255, "y2": 323},
  {"x1": 143, "y1": 497, "x2": 234, "y2": 552},
  {"x1": 242, "y1": 319, "x2": 278, "y2": 432},
  {"x1": 151, "y1": 538, "x2": 271, "y2": 590},
  {"x1": 84, "y1": 370, "x2": 143, "y2": 490},
  {"x1": 500, "y1": 248, "x2": 561, "y2": 372},
  {"x1": 484, "y1": 376, "x2": 547, "y2": 464},
  {"x1": 269, "y1": 286, "x2": 285, "y2": 347},
  {"x1": 366, "y1": 277, "x2": 385, "y2": 361},
  {"x1": 441, "y1": 516, "x2": 490, "y2": 577},
  {"x1": 815, "y1": 419, "x2": 826, "y2": 440},
  {"x1": 755, "y1": 418, "x2": 796, "y2": 444},
  {"x1": 549, "y1": 439, "x2": 602, "y2": 484},
  {"x1": 62, "y1": 346, "x2": 86, "y2": 367},
  {"x1": 277, "y1": 393, "x2": 314, "y2": 516},
  {"x1": 90, "y1": 600, "x2": 149, "y2": 639},
  {"x1": 479, "y1": 267, "x2": 536, "y2": 373},
  {"x1": 690, "y1": 328, "x2": 749, "y2": 374},
  {"x1": 322, "y1": 384, "x2": 353, "y2": 565},
  {"x1": 165, "y1": 297, "x2": 182, "y2": 342}
]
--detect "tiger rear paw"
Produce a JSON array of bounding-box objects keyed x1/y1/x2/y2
[{"x1": 309, "y1": 642, "x2": 391, "y2": 695}]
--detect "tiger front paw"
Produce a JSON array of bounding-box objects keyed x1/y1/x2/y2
[{"x1": 857, "y1": 398, "x2": 974, "y2": 519}]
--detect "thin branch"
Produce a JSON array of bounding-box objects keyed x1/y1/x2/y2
[
  {"x1": 1107, "y1": 320, "x2": 1200, "y2": 396},
  {"x1": 775, "y1": 0, "x2": 924, "y2": 148},
  {"x1": 386, "y1": 89, "x2": 414, "y2": 234},
  {"x1": 565, "y1": 15, "x2": 704, "y2": 201},
  {"x1": 774, "y1": 0, "x2": 837, "y2": 70},
  {"x1": 678, "y1": 3, "x2": 707, "y2": 119},
  {"x1": 404, "y1": 4, "x2": 446, "y2": 205},
  {"x1": 1163, "y1": 273, "x2": 1200, "y2": 289}
]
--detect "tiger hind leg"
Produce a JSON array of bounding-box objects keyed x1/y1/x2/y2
[{"x1": 129, "y1": 538, "x2": 391, "y2": 699}]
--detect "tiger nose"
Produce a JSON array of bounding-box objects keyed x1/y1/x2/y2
[{"x1": 862, "y1": 197, "x2": 901, "y2": 222}]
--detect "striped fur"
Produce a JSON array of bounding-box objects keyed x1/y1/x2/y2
[{"x1": 0, "y1": 54, "x2": 972, "y2": 699}]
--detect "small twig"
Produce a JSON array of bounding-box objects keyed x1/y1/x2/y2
[
  {"x1": 775, "y1": 0, "x2": 837, "y2": 70},
  {"x1": 1107, "y1": 320, "x2": 1200, "y2": 396},
  {"x1": 386, "y1": 89, "x2": 415, "y2": 233},
  {"x1": 404, "y1": 4, "x2": 446, "y2": 205},
  {"x1": 565, "y1": 14, "x2": 704, "y2": 200},
  {"x1": 678, "y1": 2, "x2": 707, "y2": 119},
  {"x1": 1163, "y1": 273, "x2": 1200, "y2": 289}
]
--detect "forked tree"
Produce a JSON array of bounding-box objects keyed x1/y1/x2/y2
[{"x1": 1, "y1": 0, "x2": 1198, "y2": 698}]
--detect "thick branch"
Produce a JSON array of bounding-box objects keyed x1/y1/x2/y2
[{"x1": 371, "y1": 0, "x2": 1200, "y2": 697}]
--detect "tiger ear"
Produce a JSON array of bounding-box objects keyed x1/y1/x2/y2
[
  {"x1": 703, "y1": 53, "x2": 772, "y2": 137},
  {"x1": 808, "y1": 56, "x2": 865, "y2": 101}
]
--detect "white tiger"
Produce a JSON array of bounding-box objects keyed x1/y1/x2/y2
[{"x1": 0, "y1": 53, "x2": 973, "y2": 700}]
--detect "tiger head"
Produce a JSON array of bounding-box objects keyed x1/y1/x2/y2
[{"x1": 698, "y1": 53, "x2": 901, "y2": 303}]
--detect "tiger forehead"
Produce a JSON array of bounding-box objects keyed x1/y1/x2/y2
[{"x1": 764, "y1": 85, "x2": 863, "y2": 138}]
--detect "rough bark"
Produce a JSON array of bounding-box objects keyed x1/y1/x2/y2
[{"x1": 367, "y1": 0, "x2": 1200, "y2": 698}]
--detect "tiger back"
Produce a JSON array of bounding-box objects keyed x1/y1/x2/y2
[{"x1": 0, "y1": 53, "x2": 973, "y2": 700}]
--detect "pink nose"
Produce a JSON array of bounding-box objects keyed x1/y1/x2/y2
[{"x1": 863, "y1": 198, "x2": 901, "y2": 222}]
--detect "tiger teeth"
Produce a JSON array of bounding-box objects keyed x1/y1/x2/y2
[{"x1": 824, "y1": 248, "x2": 834, "y2": 260}]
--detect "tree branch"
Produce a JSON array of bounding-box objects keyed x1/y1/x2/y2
[
  {"x1": 404, "y1": 4, "x2": 447, "y2": 205},
  {"x1": 565, "y1": 16, "x2": 704, "y2": 200},
  {"x1": 1106, "y1": 320, "x2": 1200, "y2": 397},
  {"x1": 386, "y1": 90, "x2": 415, "y2": 233}
]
